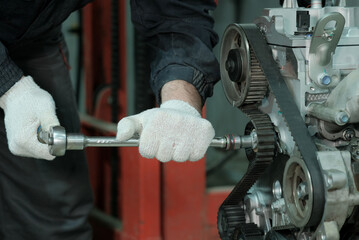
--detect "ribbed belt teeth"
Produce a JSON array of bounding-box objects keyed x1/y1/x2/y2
[
  {"x1": 221, "y1": 108, "x2": 275, "y2": 206},
  {"x1": 233, "y1": 223, "x2": 263, "y2": 240},
  {"x1": 243, "y1": 48, "x2": 268, "y2": 105},
  {"x1": 218, "y1": 34, "x2": 275, "y2": 240}
]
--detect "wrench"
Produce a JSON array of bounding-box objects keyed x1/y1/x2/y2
[{"x1": 38, "y1": 126, "x2": 258, "y2": 156}]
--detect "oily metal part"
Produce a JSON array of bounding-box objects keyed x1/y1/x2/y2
[{"x1": 239, "y1": 23, "x2": 325, "y2": 227}]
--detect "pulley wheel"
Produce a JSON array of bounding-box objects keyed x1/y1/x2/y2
[
  {"x1": 283, "y1": 156, "x2": 314, "y2": 227},
  {"x1": 220, "y1": 24, "x2": 251, "y2": 107}
]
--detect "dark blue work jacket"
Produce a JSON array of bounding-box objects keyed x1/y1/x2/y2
[{"x1": 0, "y1": 0, "x2": 220, "y2": 103}]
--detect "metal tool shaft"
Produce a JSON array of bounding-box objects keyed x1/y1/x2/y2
[
  {"x1": 66, "y1": 134, "x2": 254, "y2": 150},
  {"x1": 38, "y1": 126, "x2": 256, "y2": 156}
]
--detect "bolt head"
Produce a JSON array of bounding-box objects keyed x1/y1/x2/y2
[
  {"x1": 321, "y1": 75, "x2": 331, "y2": 85},
  {"x1": 340, "y1": 114, "x2": 349, "y2": 124},
  {"x1": 344, "y1": 129, "x2": 355, "y2": 140}
]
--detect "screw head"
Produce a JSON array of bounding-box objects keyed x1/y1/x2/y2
[
  {"x1": 296, "y1": 182, "x2": 308, "y2": 200},
  {"x1": 344, "y1": 129, "x2": 355, "y2": 140},
  {"x1": 321, "y1": 75, "x2": 331, "y2": 85},
  {"x1": 340, "y1": 114, "x2": 349, "y2": 124}
]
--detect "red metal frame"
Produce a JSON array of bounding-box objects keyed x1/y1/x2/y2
[{"x1": 82, "y1": 1, "x2": 231, "y2": 239}]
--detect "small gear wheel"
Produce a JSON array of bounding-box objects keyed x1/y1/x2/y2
[
  {"x1": 217, "y1": 205, "x2": 245, "y2": 240},
  {"x1": 232, "y1": 223, "x2": 263, "y2": 240},
  {"x1": 220, "y1": 24, "x2": 268, "y2": 108}
]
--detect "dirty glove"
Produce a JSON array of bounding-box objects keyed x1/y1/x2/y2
[
  {"x1": 116, "y1": 100, "x2": 215, "y2": 162},
  {"x1": 0, "y1": 76, "x2": 59, "y2": 160}
]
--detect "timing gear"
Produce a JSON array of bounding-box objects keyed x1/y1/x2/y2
[
  {"x1": 232, "y1": 223, "x2": 263, "y2": 240},
  {"x1": 217, "y1": 205, "x2": 246, "y2": 240}
]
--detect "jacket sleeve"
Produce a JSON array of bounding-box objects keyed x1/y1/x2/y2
[
  {"x1": 0, "y1": 42, "x2": 23, "y2": 97},
  {"x1": 130, "y1": 0, "x2": 220, "y2": 104}
]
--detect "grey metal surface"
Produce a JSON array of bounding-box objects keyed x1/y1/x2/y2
[{"x1": 308, "y1": 12, "x2": 345, "y2": 87}]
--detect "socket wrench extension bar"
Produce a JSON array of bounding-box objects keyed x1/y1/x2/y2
[{"x1": 38, "y1": 126, "x2": 258, "y2": 156}]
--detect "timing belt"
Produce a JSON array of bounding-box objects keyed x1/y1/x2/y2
[
  {"x1": 221, "y1": 106, "x2": 275, "y2": 206},
  {"x1": 241, "y1": 23, "x2": 325, "y2": 227},
  {"x1": 218, "y1": 107, "x2": 275, "y2": 240}
]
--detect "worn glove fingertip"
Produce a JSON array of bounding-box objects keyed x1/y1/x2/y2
[
  {"x1": 139, "y1": 141, "x2": 159, "y2": 160},
  {"x1": 189, "y1": 149, "x2": 206, "y2": 162},
  {"x1": 155, "y1": 142, "x2": 175, "y2": 163},
  {"x1": 172, "y1": 145, "x2": 190, "y2": 162},
  {"x1": 116, "y1": 118, "x2": 138, "y2": 141}
]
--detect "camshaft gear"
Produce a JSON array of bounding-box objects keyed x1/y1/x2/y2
[{"x1": 221, "y1": 24, "x2": 268, "y2": 107}]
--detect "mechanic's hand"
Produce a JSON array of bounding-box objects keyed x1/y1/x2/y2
[
  {"x1": 116, "y1": 100, "x2": 215, "y2": 162},
  {"x1": 0, "y1": 76, "x2": 59, "y2": 160}
]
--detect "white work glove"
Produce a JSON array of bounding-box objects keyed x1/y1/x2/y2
[
  {"x1": 116, "y1": 100, "x2": 215, "y2": 162},
  {"x1": 0, "y1": 76, "x2": 59, "y2": 160}
]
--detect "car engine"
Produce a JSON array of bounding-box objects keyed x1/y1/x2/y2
[{"x1": 217, "y1": 0, "x2": 359, "y2": 239}]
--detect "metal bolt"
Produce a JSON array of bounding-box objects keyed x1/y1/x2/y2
[
  {"x1": 297, "y1": 182, "x2": 308, "y2": 200},
  {"x1": 326, "y1": 34, "x2": 333, "y2": 41},
  {"x1": 320, "y1": 75, "x2": 331, "y2": 85},
  {"x1": 339, "y1": 113, "x2": 349, "y2": 124},
  {"x1": 343, "y1": 129, "x2": 355, "y2": 141},
  {"x1": 259, "y1": 25, "x2": 267, "y2": 33},
  {"x1": 334, "y1": 111, "x2": 350, "y2": 126},
  {"x1": 322, "y1": 31, "x2": 334, "y2": 41},
  {"x1": 325, "y1": 174, "x2": 333, "y2": 189}
]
